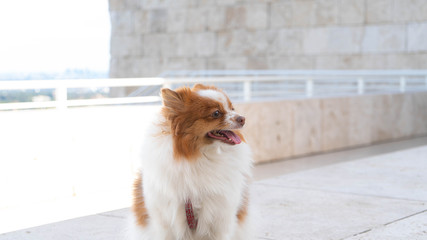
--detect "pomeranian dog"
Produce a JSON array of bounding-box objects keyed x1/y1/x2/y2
[{"x1": 131, "y1": 84, "x2": 253, "y2": 240}]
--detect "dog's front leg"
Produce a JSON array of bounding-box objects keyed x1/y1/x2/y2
[{"x1": 196, "y1": 198, "x2": 238, "y2": 240}]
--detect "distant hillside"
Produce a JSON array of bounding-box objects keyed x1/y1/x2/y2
[
  {"x1": 0, "y1": 69, "x2": 109, "y2": 103},
  {"x1": 0, "y1": 69, "x2": 108, "y2": 81}
]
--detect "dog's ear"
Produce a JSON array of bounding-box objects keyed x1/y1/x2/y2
[
  {"x1": 161, "y1": 88, "x2": 184, "y2": 112},
  {"x1": 193, "y1": 83, "x2": 207, "y2": 90}
]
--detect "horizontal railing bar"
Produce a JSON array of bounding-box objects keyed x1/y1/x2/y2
[
  {"x1": 66, "y1": 96, "x2": 161, "y2": 107},
  {"x1": 162, "y1": 70, "x2": 427, "y2": 77},
  {"x1": 0, "y1": 101, "x2": 58, "y2": 110},
  {"x1": 0, "y1": 78, "x2": 165, "y2": 90}
]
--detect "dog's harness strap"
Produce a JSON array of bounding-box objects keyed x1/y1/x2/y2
[{"x1": 185, "y1": 200, "x2": 198, "y2": 230}]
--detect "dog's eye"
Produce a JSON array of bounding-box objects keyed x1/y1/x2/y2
[
  {"x1": 212, "y1": 110, "x2": 222, "y2": 118},
  {"x1": 232, "y1": 107, "x2": 235, "y2": 111}
]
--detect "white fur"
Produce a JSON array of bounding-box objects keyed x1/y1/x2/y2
[
  {"x1": 130, "y1": 111, "x2": 254, "y2": 240},
  {"x1": 197, "y1": 89, "x2": 241, "y2": 127}
]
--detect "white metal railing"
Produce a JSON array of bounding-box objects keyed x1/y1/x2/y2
[{"x1": 1, "y1": 70, "x2": 427, "y2": 110}]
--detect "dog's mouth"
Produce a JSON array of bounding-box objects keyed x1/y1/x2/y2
[{"x1": 207, "y1": 130, "x2": 242, "y2": 145}]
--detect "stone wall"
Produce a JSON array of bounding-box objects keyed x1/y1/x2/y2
[
  {"x1": 237, "y1": 91, "x2": 427, "y2": 163},
  {"x1": 109, "y1": 0, "x2": 427, "y2": 78}
]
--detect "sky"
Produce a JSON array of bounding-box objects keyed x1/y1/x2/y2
[{"x1": 0, "y1": 0, "x2": 110, "y2": 73}]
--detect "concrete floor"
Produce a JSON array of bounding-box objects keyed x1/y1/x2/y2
[{"x1": 1, "y1": 137, "x2": 427, "y2": 240}]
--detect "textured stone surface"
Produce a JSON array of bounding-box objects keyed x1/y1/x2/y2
[
  {"x1": 345, "y1": 212, "x2": 427, "y2": 240},
  {"x1": 303, "y1": 26, "x2": 363, "y2": 54},
  {"x1": 245, "y1": 3, "x2": 268, "y2": 30},
  {"x1": 339, "y1": 0, "x2": 364, "y2": 24},
  {"x1": 237, "y1": 92, "x2": 427, "y2": 163},
  {"x1": 366, "y1": 0, "x2": 394, "y2": 23},
  {"x1": 292, "y1": 98, "x2": 323, "y2": 156},
  {"x1": 320, "y1": 97, "x2": 350, "y2": 151},
  {"x1": 270, "y1": 2, "x2": 293, "y2": 28},
  {"x1": 407, "y1": 23, "x2": 427, "y2": 52},
  {"x1": 109, "y1": 0, "x2": 427, "y2": 77},
  {"x1": 261, "y1": 145, "x2": 427, "y2": 201},
  {"x1": 293, "y1": 0, "x2": 316, "y2": 26},
  {"x1": 362, "y1": 25, "x2": 406, "y2": 53},
  {"x1": 238, "y1": 101, "x2": 294, "y2": 162},
  {"x1": 253, "y1": 184, "x2": 426, "y2": 240},
  {"x1": 394, "y1": 0, "x2": 427, "y2": 22},
  {"x1": 315, "y1": 0, "x2": 338, "y2": 25}
]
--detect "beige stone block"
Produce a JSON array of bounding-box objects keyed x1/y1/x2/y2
[
  {"x1": 194, "y1": 32, "x2": 216, "y2": 57},
  {"x1": 246, "y1": 57, "x2": 269, "y2": 69},
  {"x1": 362, "y1": 25, "x2": 406, "y2": 53},
  {"x1": 293, "y1": 0, "x2": 316, "y2": 26},
  {"x1": 268, "y1": 56, "x2": 315, "y2": 69},
  {"x1": 217, "y1": 30, "x2": 272, "y2": 57},
  {"x1": 142, "y1": 34, "x2": 174, "y2": 57},
  {"x1": 110, "y1": 36, "x2": 142, "y2": 57},
  {"x1": 270, "y1": 2, "x2": 293, "y2": 28},
  {"x1": 315, "y1": 55, "x2": 388, "y2": 69},
  {"x1": 134, "y1": 58, "x2": 164, "y2": 77},
  {"x1": 176, "y1": 34, "x2": 210, "y2": 58},
  {"x1": 216, "y1": 0, "x2": 237, "y2": 5},
  {"x1": 207, "y1": 57, "x2": 248, "y2": 70},
  {"x1": 348, "y1": 95, "x2": 373, "y2": 146},
  {"x1": 303, "y1": 27, "x2": 363, "y2": 54},
  {"x1": 174, "y1": 32, "x2": 215, "y2": 57},
  {"x1": 110, "y1": 11, "x2": 135, "y2": 36},
  {"x1": 315, "y1": 55, "x2": 362, "y2": 69},
  {"x1": 269, "y1": 29, "x2": 304, "y2": 55},
  {"x1": 110, "y1": 57, "x2": 154, "y2": 78},
  {"x1": 246, "y1": 31, "x2": 274, "y2": 56},
  {"x1": 370, "y1": 94, "x2": 396, "y2": 142},
  {"x1": 141, "y1": 0, "x2": 197, "y2": 9},
  {"x1": 393, "y1": 0, "x2": 427, "y2": 22},
  {"x1": 407, "y1": 23, "x2": 427, "y2": 52},
  {"x1": 339, "y1": 0, "x2": 364, "y2": 24},
  {"x1": 185, "y1": 8, "x2": 208, "y2": 32},
  {"x1": 174, "y1": 33, "x2": 196, "y2": 57},
  {"x1": 292, "y1": 98, "x2": 323, "y2": 156},
  {"x1": 165, "y1": 58, "x2": 207, "y2": 71},
  {"x1": 320, "y1": 97, "x2": 350, "y2": 152},
  {"x1": 385, "y1": 53, "x2": 427, "y2": 69},
  {"x1": 315, "y1": 0, "x2": 338, "y2": 25},
  {"x1": 149, "y1": 9, "x2": 168, "y2": 33},
  {"x1": 174, "y1": 33, "x2": 215, "y2": 57},
  {"x1": 237, "y1": 101, "x2": 294, "y2": 163},
  {"x1": 167, "y1": 8, "x2": 187, "y2": 33},
  {"x1": 225, "y1": 6, "x2": 246, "y2": 29},
  {"x1": 139, "y1": 0, "x2": 168, "y2": 9},
  {"x1": 391, "y1": 94, "x2": 415, "y2": 138},
  {"x1": 366, "y1": 0, "x2": 394, "y2": 23},
  {"x1": 245, "y1": 3, "x2": 269, "y2": 30},
  {"x1": 412, "y1": 92, "x2": 427, "y2": 135},
  {"x1": 206, "y1": 7, "x2": 226, "y2": 31},
  {"x1": 109, "y1": 0, "x2": 139, "y2": 11},
  {"x1": 134, "y1": 10, "x2": 149, "y2": 34}
]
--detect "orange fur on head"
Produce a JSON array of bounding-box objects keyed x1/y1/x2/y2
[{"x1": 161, "y1": 84, "x2": 243, "y2": 161}]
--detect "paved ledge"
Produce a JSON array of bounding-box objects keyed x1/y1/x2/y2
[{"x1": 1, "y1": 139, "x2": 427, "y2": 240}]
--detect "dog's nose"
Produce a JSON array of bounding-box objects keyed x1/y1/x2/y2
[{"x1": 236, "y1": 116, "x2": 245, "y2": 126}]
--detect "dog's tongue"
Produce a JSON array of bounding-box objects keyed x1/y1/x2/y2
[{"x1": 222, "y1": 130, "x2": 242, "y2": 144}]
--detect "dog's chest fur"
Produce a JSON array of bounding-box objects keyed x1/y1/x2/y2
[{"x1": 136, "y1": 124, "x2": 252, "y2": 239}]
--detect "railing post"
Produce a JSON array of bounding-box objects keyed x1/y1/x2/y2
[
  {"x1": 357, "y1": 77, "x2": 364, "y2": 95},
  {"x1": 243, "y1": 81, "x2": 251, "y2": 101},
  {"x1": 400, "y1": 76, "x2": 406, "y2": 93},
  {"x1": 55, "y1": 86, "x2": 67, "y2": 110},
  {"x1": 305, "y1": 79, "x2": 313, "y2": 97}
]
